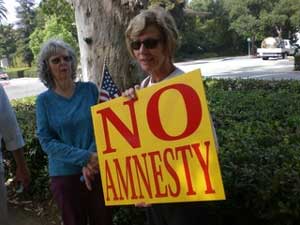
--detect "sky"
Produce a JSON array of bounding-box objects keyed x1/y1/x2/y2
[{"x1": 3, "y1": 0, "x2": 41, "y2": 24}]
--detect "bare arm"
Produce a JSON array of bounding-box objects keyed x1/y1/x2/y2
[
  {"x1": 12, "y1": 148, "x2": 30, "y2": 189},
  {"x1": 0, "y1": 86, "x2": 30, "y2": 189}
]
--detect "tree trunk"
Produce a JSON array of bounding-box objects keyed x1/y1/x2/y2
[
  {"x1": 251, "y1": 35, "x2": 257, "y2": 56},
  {"x1": 67, "y1": 0, "x2": 147, "y2": 90},
  {"x1": 275, "y1": 25, "x2": 282, "y2": 39}
]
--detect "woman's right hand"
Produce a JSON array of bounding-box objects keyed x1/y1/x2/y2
[
  {"x1": 83, "y1": 153, "x2": 99, "y2": 190},
  {"x1": 122, "y1": 85, "x2": 140, "y2": 99},
  {"x1": 82, "y1": 166, "x2": 95, "y2": 191},
  {"x1": 87, "y1": 152, "x2": 99, "y2": 173}
]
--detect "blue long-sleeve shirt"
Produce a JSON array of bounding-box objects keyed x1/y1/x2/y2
[{"x1": 36, "y1": 82, "x2": 98, "y2": 176}]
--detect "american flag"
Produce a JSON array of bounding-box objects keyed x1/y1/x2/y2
[{"x1": 99, "y1": 65, "x2": 121, "y2": 103}]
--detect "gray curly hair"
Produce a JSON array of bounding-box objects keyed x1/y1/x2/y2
[
  {"x1": 37, "y1": 39, "x2": 77, "y2": 89},
  {"x1": 125, "y1": 6, "x2": 179, "y2": 59}
]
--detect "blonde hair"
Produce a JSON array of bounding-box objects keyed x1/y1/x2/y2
[{"x1": 125, "y1": 6, "x2": 179, "y2": 58}]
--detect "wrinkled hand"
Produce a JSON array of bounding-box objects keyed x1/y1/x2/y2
[
  {"x1": 83, "y1": 153, "x2": 99, "y2": 191},
  {"x1": 135, "y1": 202, "x2": 152, "y2": 207},
  {"x1": 12, "y1": 148, "x2": 30, "y2": 190},
  {"x1": 122, "y1": 85, "x2": 140, "y2": 100},
  {"x1": 82, "y1": 166, "x2": 96, "y2": 191},
  {"x1": 15, "y1": 164, "x2": 30, "y2": 190},
  {"x1": 87, "y1": 152, "x2": 99, "y2": 173}
]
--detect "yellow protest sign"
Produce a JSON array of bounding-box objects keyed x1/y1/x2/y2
[{"x1": 91, "y1": 69, "x2": 225, "y2": 206}]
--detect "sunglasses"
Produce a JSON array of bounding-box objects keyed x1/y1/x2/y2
[
  {"x1": 49, "y1": 55, "x2": 72, "y2": 64},
  {"x1": 130, "y1": 38, "x2": 161, "y2": 50}
]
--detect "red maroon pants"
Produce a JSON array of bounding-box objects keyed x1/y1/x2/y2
[{"x1": 50, "y1": 174, "x2": 112, "y2": 225}]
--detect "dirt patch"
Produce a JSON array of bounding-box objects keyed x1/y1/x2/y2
[
  {"x1": 8, "y1": 205, "x2": 44, "y2": 225},
  {"x1": 7, "y1": 191, "x2": 61, "y2": 225}
]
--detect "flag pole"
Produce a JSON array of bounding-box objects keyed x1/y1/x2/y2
[{"x1": 99, "y1": 56, "x2": 107, "y2": 88}]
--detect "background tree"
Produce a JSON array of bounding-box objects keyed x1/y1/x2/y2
[
  {"x1": 15, "y1": 0, "x2": 37, "y2": 67},
  {"x1": 0, "y1": 24, "x2": 17, "y2": 66},
  {"x1": 289, "y1": 0, "x2": 300, "y2": 36},
  {"x1": 223, "y1": 0, "x2": 300, "y2": 54},
  {"x1": 223, "y1": 0, "x2": 273, "y2": 54},
  {"x1": 185, "y1": 0, "x2": 244, "y2": 57},
  {"x1": 28, "y1": 0, "x2": 77, "y2": 65},
  {"x1": 37, "y1": 0, "x2": 76, "y2": 39},
  {"x1": 177, "y1": 13, "x2": 205, "y2": 58},
  {"x1": 29, "y1": 15, "x2": 78, "y2": 59},
  {"x1": 66, "y1": 0, "x2": 148, "y2": 89},
  {"x1": 0, "y1": 0, "x2": 7, "y2": 22},
  {"x1": 66, "y1": 0, "x2": 189, "y2": 89},
  {"x1": 152, "y1": 0, "x2": 186, "y2": 31},
  {"x1": 259, "y1": 0, "x2": 300, "y2": 40}
]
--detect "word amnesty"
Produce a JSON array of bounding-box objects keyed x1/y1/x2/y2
[{"x1": 104, "y1": 141, "x2": 215, "y2": 202}]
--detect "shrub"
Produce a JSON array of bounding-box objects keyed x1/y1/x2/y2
[
  {"x1": 4, "y1": 79, "x2": 300, "y2": 225},
  {"x1": 294, "y1": 52, "x2": 300, "y2": 71},
  {"x1": 5, "y1": 67, "x2": 37, "y2": 79},
  {"x1": 205, "y1": 79, "x2": 300, "y2": 225}
]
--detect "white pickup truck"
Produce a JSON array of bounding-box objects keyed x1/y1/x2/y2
[{"x1": 257, "y1": 37, "x2": 297, "y2": 60}]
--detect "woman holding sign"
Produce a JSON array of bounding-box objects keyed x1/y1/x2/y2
[
  {"x1": 123, "y1": 6, "x2": 210, "y2": 225},
  {"x1": 35, "y1": 39, "x2": 112, "y2": 225}
]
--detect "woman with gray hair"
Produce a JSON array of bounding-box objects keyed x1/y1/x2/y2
[
  {"x1": 36, "y1": 39, "x2": 112, "y2": 225},
  {"x1": 123, "y1": 6, "x2": 209, "y2": 225}
]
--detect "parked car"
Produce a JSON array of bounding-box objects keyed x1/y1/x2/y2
[{"x1": 0, "y1": 68, "x2": 9, "y2": 81}]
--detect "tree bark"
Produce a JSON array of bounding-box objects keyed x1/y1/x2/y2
[
  {"x1": 67, "y1": 0, "x2": 147, "y2": 90},
  {"x1": 275, "y1": 25, "x2": 282, "y2": 39},
  {"x1": 251, "y1": 35, "x2": 257, "y2": 56}
]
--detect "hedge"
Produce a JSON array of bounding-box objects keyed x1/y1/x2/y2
[
  {"x1": 4, "y1": 78, "x2": 300, "y2": 225},
  {"x1": 5, "y1": 67, "x2": 37, "y2": 79},
  {"x1": 295, "y1": 52, "x2": 300, "y2": 71},
  {"x1": 205, "y1": 79, "x2": 300, "y2": 225}
]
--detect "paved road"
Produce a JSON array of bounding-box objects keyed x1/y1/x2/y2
[
  {"x1": 2, "y1": 56, "x2": 300, "y2": 100},
  {"x1": 1, "y1": 77, "x2": 46, "y2": 100},
  {"x1": 175, "y1": 56, "x2": 300, "y2": 80}
]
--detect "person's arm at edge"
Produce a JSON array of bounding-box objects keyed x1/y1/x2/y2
[
  {"x1": 11, "y1": 147, "x2": 30, "y2": 189},
  {"x1": 0, "y1": 85, "x2": 31, "y2": 189}
]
